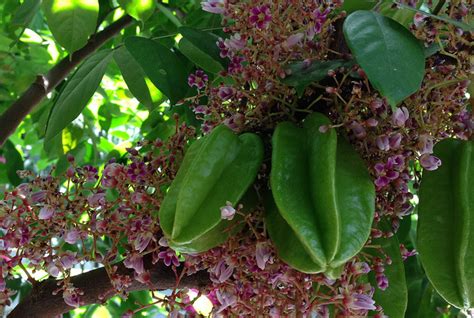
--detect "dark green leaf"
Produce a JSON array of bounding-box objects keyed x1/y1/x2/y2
[
  {"x1": 2, "y1": 140, "x2": 24, "y2": 186},
  {"x1": 11, "y1": 0, "x2": 41, "y2": 28},
  {"x1": 341, "y1": 0, "x2": 378, "y2": 13},
  {"x1": 178, "y1": 26, "x2": 225, "y2": 74},
  {"x1": 45, "y1": 49, "x2": 113, "y2": 140},
  {"x1": 369, "y1": 222, "x2": 408, "y2": 317},
  {"x1": 125, "y1": 36, "x2": 189, "y2": 105},
  {"x1": 155, "y1": 3, "x2": 182, "y2": 27},
  {"x1": 42, "y1": 0, "x2": 99, "y2": 53},
  {"x1": 114, "y1": 46, "x2": 153, "y2": 108},
  {"x1": 343, "y1": 11, "x2": 425, "y2": 107},
  {"x1": 117, "y1": 0, "x2": 155, "y2": 22}
]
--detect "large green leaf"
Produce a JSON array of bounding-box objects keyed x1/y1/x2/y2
[
  {"x1": 117, "y1": 0, "x2": 155, "y2": 22},
  {"x1": 368, "y1": 222, "x2": 408, "y2": 317},
  {"x1": 178, "y1": 26, "x2": 225, "y2": 74},
  {"x1": 343, "y1": 10, "x2": 425, "y2": 107},
  {"x1": 45, "y1": 49, "x2": 113, "y2": 140},
  {"x1": 42, "y1": 0, "x2": 99, "y2": 53},
  {"x1": 114, "y1": 46, "x2": 153, "y2": 108},
  {"x1": 11, "y1": 0, "x2": 41, "y2": 28},
  {"x1": 125, "y1": 36, "x2": 189, "y2": 105},
  {"x1": 417, "y1": 139, "x2": 474, "y2": 309}
]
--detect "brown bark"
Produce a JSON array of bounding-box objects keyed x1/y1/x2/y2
[
  {"x1": 0, "y1": 15, "x2": 134, "y2": 147},
  {"x1": 8, "y1": 257, "x2": 210, "y2": 318}
]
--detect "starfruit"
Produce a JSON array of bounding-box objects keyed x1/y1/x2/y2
[
  {"x1": 159, "y1": 125, "x2": 264, "y2": 253},
  {"x1": 417, "y1": 139, "x2": 473, "y2": 309},
  {"x1": 267, "y1": 112, "x2": 375, "y2": 275}
]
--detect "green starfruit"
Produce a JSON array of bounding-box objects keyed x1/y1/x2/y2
[
  {"x1": 159, "y1": 125, "x2": 264, "y2": 253},
  {"x1": 417, "y1": 139, "x2": 474, "y2": 309},
  {"x1": 267, "y1": 112, "x2": 375, "y2": 274}
]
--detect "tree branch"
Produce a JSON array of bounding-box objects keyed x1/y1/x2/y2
[
  {"x1": 8, "y1": 257, "x2": 210, "y2": 318},
  {"x1": 0, "y1": 15, "x2": 134, "y2": 147}
]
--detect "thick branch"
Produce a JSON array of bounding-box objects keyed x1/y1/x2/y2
[
  {"x1": 0, "y1": 15, "x2": 134, "y2": 147},
  {"x1": 8, "y1": 257, "x2": 210, "y2": 318}
]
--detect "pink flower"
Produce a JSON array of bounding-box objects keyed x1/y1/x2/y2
[
  {"x1": 124, "y1": 254, "x2": 145, "y2": 274},
  {"x1": 210, "y1": 260, "x2": 234, "y2": 283},
  {"x1": 217, "y1": 86, "x2": 235, "y2": 100},
  {"x1": 158, "y1": 249, "x2": 180, "y2": 267},
  {"x1": 0, "y1": 156, "x2": 5, "y2": 164},
  {"x1": 38, "y1": 205, "x2": 55, "y2": 220},
  {"x1": 64, "y1": 229, "x2": 81, "y2": 244},
  {"x1": 376, "y1": 273, "x2": 389, "y2": 290},
  {"x1": 60, "y1": 251, "x2": 78, "y2": 269},
  {"x1": 392, "y1": 107, "x2": 409, "y2": 127},
  {"x1": 215, "y1": 289, "x2": 237, "y2": 313},
  {"x1": 188, "y1": 70, "x2": 209, "y2": 90},
  {"x1": 255, "y1": 242, "x2": 272, "y2": 270},
  {"x1": 47, "y1": 263, "x2": 60, "y2": 277},
  {"x1": 134, "y1": 231, "x2": 153, "y2": 253},
  {"x1": 201, "y1": 0, "x2": 224, "y2": 14},
  {"x1": 63, "y1": 285, "x2": 83, "y2": 308},
  {"x1": 30, "y1": 190, "x2": 47, "y2": 203},
  {"x1": 249, "y1": 5, "x2": 272, "y2": 29},
  {"x1": 224, "y1": 33, "x2": 246, "y2": 52},
  {"x1": 418, "y1": 134, "x2": 434, "y2": 155},
  {"x1": 420, "y1": 154, "x2": 441, "y2": 171},
  {"x1": 344, "y1": 293, "x2": 376, "y2": 311},
  {"x1": 220, "y1": 201, "x2": 236, "y2": 220},
  {"x1": 284, "y1": 33, "x2": 304, "y2": 48}
]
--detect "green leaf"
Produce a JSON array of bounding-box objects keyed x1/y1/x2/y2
[
  {"x1": 178, "y1": 26, "x2": 225, "y2": 74},
  {"x1": 368, "y1": 221, "x2": 408, "y2": 317},
  {"x1": 42, "y1": 0, "x2": 99, "y2": 53},
  {"x1": 125, "y1": 36, "x2": 189, "y2": 105},
  {"x1": 379, "y1": 0, "x2": 423, "y2": 28},
  {"x1": 343, "y1": 10, "x2": 425, "y2": 107},
  {"x1": 2, "y1": 140, "x2": 24, "y2": 186},
  {"x1": 117, "y1": 0, "x2": 155, "y2": 22},
  {"x1": 12, "y1": 0, "x2": 41, "y2": 28},
  {"x1": 417, "y1": 139, "x2": 474, "y2": 309},
  {"x1": 114, "y1": 46, "x2": 153, "y2": 108},
  {"x1": 394, "y1": 1, "x2": 474, "y2": 32},
  {"x1": 282, "y1": 59, "x2": 355, "y2": 95},
  {"x1": 341, "y1": 0, "x2": 378, "y2": 13},
  {"x1": 45, "y1": 49, "x2": 113, "y2": 140},
  {"x1": 155, "y1": 3, "x2": 182, "y2": 27}
]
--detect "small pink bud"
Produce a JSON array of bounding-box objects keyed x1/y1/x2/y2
[{"x1": 220, "y1": 201, "x2": 236, "y2": 220}]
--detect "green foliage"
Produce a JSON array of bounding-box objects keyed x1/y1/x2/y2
[
  {"x1": 343, "y1": 10, "x2": 425, "y2": 108},
  {"x1": 124, "y1": 36, "x2": 190, "y2": 105},
  {"x1": 117, "y1": 0, "x2": 155, "y2": 22},
  {"x1": 45, "y1": 49, "x2": 113, "y2": 140},
  {"x1": 417, "y1": 139, "x2": 474, "y2": 309},
  {"x1": 178, "y1": 26, "x2": 225, "y2": 74},
  {"x1": 368, "y1": 222, "x2": 408, "y2": 318},
  {"x1": 113, "y1": 46, "x2": 154, "y2": 109},
  {"x1": 42, "y1": 0, "x2": 99, "y2": 53},
  {"x1": 268, "y1": 113, "x2": 375, "y2": 275}
]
